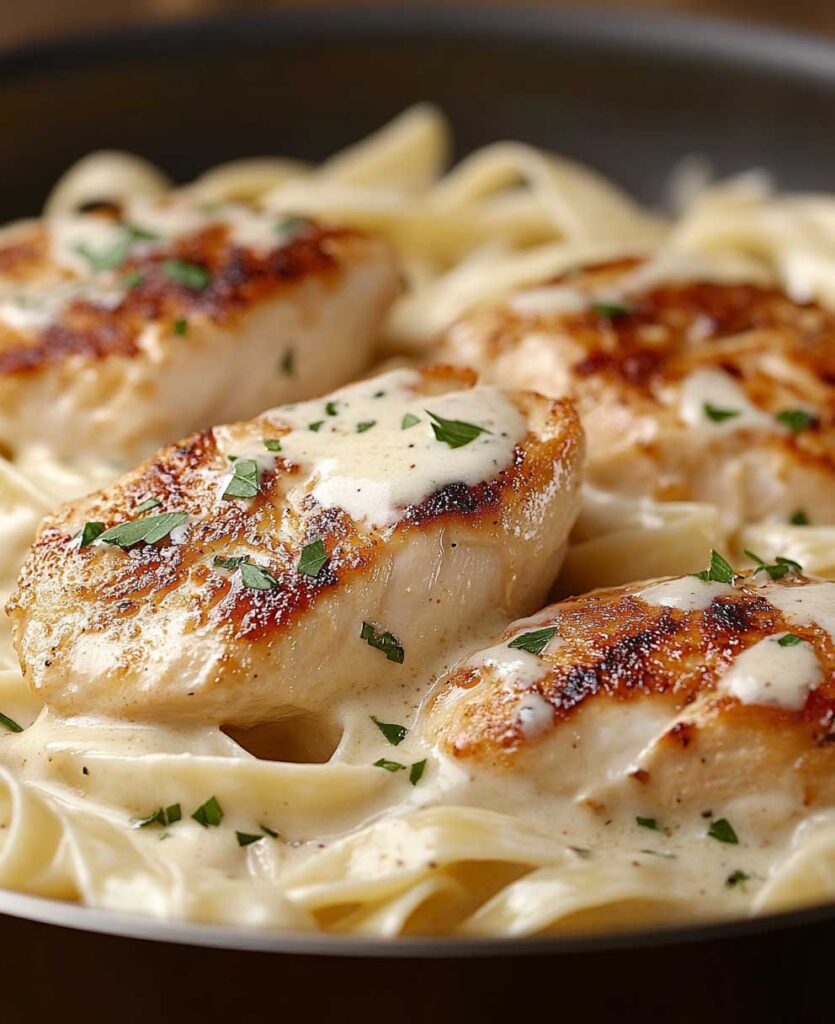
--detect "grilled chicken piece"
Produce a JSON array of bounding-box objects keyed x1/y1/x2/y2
[
  {"x1": 0, "y1": 198, "x2": 398, "y2": 464},
  {"x1": 439, "y1": 255, "x2": 835, "y2": 536},
  {"x1": 8, "y1": 367, "x2": 583, "y2": 725},
  {"x1": 424, "y1": 567, "x2": 835, "y2": 832}
]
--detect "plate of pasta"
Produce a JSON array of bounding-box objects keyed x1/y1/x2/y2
[{"x1": 3, "y1": 13, "x2": 835, "y2": 1006}]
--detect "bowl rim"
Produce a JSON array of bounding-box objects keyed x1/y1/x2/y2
[{"x1": 2, "y1": 3, "x2": 835, "y2": 956}]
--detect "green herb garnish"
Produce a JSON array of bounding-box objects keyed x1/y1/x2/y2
[
  {"x1": 409, "y1": 759, "x2": 427, "y2": 786},
  {"x1": 356, "y1": 420, "x2": 376, "y2": 433},
  {"x1": 401, "y1": 413, "x2": 420, "y2": 430},
  {"x1": 276, "y1": 215, "x2": 310, "y2": 236},
  {"x1": 777, "y1": 633, "x2": 803, "y2": 647},
  {"x1": 223, "y1": 457, "x2": 261, "y2": 500},
  {"x1": 75, "y1": 237, "x2": 130, "y2": 272},
  {"x1": 0, "y1": 711, "x2": 23, "y2": 733},
  {"x1": 162, "y1": 258, "x2": 211, "y2": 290},
  {"x1": 707, "y1": 818, "x2": 738, "y2": 844},
  {"x1": 370, "y1": 715, "x2": 407, "y2": 746},
  {"x1": 236, "y1": 831, "x2": 263, "y2": 847},
  {"x1": 744, "y1": 550, "x2": 803, "y2": 580},
  {"x1": 173, "y1": 318, "x2": 188, "y2": 336},
  {"x1": 636, "y1": 816, "x2": 659, "y2": 830},
  {"x1": 280, "y1": 348, "x2": 295, "y2": 376},
  {"x1": 361, "y1": 622, "x2": 405, "y2": 664},
  {"x1": 692, "y1": 549, "x2": 737, "y2": 584},
  {"x1": 298, "y1": 538, "x2": 328, "y2": 578},
  {"x1": 77, "y1": 521, "x2": 105, "y2": 548},
  {"x1": 134, "y1": 497, "x2": 162, "y2": 515},
  {"x1": 98, "y1": 511, "x2": 188, "y2": 549},
  {"x1": 592, "y1": 302, "x2": 630, "y2": 319},
  {"x1": 240, "y1": 562, "x2": 280, "y2": 591},
  {"x1": 726, "y1": 869, "x2": 750, "y2": 888},
  {"x1": 263, "y1": 438, "x2": 282, "y2": 452},
  {"x1": 325, "y1": 401, "x2": 339, "y2": 416},
  {"x1": 191, "y1": 796, "x2": 223, "y2": 828},
  {"x1": 426, "y1": 410, "x2": 490, "y2": 449},
  {"x1": 308, "y1": 421, "x2": 324, "y2": 432},
  {"x1": 260, "y1": 824, "x2": 279, "y2": 838},
  {"x1": 134, "y1": 803, "x2": 182, "y2": 829},
  {"x1": 790, "y1": 510, "x2": 810, "y2": 526},
  {"x1": 776, "y1": 409, "x2": 815, "y2": 432},
  {"x1": 508, "y1": 626, "x2": 557, "y2": 656},
  {"x1": 123, "y1": 269, "x2": 145, "y2": 289},
  {"x1": 703, "y1": 403, "x2": 741, "y2": 423},
  {"x1": 373, "y1": 758, "x2": 406, "y2": 773},
  {"x1": 213, "y1": 555, "x2": 249, "y2": 571}
]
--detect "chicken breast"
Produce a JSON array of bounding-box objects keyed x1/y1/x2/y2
[
  {"x1": 8, "y1": 366, "x2": 583, "y2": 727},
  {"x1": 439, "y1": 255, "x2": 835, "y2": 537},
  {"x1": 424, "y1": 560, "x2": 835, "y2": 834},
  {"x1": 0, "y1": 197, "x2": 398, "y2": 464}
]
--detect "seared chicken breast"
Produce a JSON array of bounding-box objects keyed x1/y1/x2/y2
[
  {"x1": 439, "y1": 255, "x2": 835, "y2": 536},
  {"x1": 8, "y1": 367, "x2": 583, "y2": 725},
  {"x1": 0, "y1": 198, "x2": 398, "y2": 463},
  {"x1": 424, "y1": 563, "x2": 835, "y2": 832}
]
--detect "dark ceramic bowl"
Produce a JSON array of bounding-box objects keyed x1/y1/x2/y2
[{"x1": 2, "y1": 8, "x2": 835, "y2": 1022}]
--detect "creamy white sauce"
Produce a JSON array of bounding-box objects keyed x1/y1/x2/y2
[
  {"x1": 638, "y1": 576, "x2": 734, "y2": 611},
  {"x1": 722, "y1": 633, "x2": 822, "y2": 710},
  {"x1": 261, "y1": 370, "x2": 525, "y2": 529},
  {"x1": 509, "y1": 286, "x2": 588, "y2": 317},
  {"x1": 515, "y1": 692, "x2": 554, "y2": 738},
  {"x1": 466, "y1": 643, "x2": 547, "y2": 691},
  {"x1": 678, "y1": 368, "x2": 773, "y2": 433},
  {"x1": 766, "y1": 582, "x2": 835, "y2": 643}
]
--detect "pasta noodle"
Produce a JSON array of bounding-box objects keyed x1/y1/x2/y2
[{"x1": 0, "y1": 105, "x2": 834, "y2": 940}]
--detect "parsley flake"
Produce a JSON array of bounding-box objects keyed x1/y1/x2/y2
[
  {"x1": 280, "y1": 349, "x2": 295, "y2": 376},
  {"x1": 236, "y1": 831, "x2": 263, "y2": 847},
  {"x1": 98, "y1": 511, "x2": 188, "y2": 549},
  {"x1": 75, "y1": 236, "x2": 131, "y2": 272},
  {"x1": 191, "y1": 796, "x2": 223, "y2": 828},
  {"x1": 223, "y1": 458, "x2": 261, "y2": 500},
  {"x1": 401, "y1": 413, "x2": 420, "y2": 430},
  {"x1": 298, "y1": 538, "x2": 328, "y2": 578},
  {"x1": 77, "y1": 521, "x2": 105, "y2": 548},
  {"x1": 692, "y1": 549, "x2": 737, "y2": 584},
  {"x1": 325, "y1": 401, "x2": 339, "y2": 416},
  {"x1": 276, "y1": 215, "x2": 310, "y2": 237},
  {"x1": 636, "y1": 816, "x2": 659, "y2": 830},
  {"x1": 370, "y1": 715, "x2": 407, "y2": 746},
  {"x1": 308, "y1": 421, "x2": 324, "y2": 432},
  {"x1": 356, "y1": 420, "x2": 376, "y2": 433},
  {"x1": 426, "y1": 410, "x2": 490, "y2": 449},
  {"x1": 703, "y1": 403, "x2": 741, "y2": 423},
  {"x1": 707, "y1": 818, "x2": 738, "y2": 844},
  {"x1": 162, "y1": 258, "x2": 211, "y2": 290},
  {"x1": 409, "y1": 759, "x2": 427, "y2": 785},
  {"x1": 263, "y1": 438, "x2": 282, "y2": 452},
  {"x1": 134, "y1": 497, "x2": 162, "y2": 515},
  {"x1": 260, "y1": 824, "x2": 279, "y2": 838},
  {"x1": 361, "y1": 622, "x2": 405, "y2": 663},
  {"x1": 777, "y1": 633, "x2": 803, "y2": 647},
  {"x1": 726, "y1": 869, "x2": 750, "y2": 888},
  {"x1": 373, "y1": 758, "x2": 406, "y2": 773},
  {"x1": 744, "y1": 550, "x2": 803, "y2": 580},
  {"x1": 508, "y1": 626, "x2": 557, "y2": 656},
  {"x1": 592, "y1": 302, "x2": 630, "y2": 319},
  {"x1": 0, "y1": 711, "x2": 23, "y2": 733},
  {"x1": 173, "y1": 318, "x2": 188, "y2": 336},
  {"x1": 790, "y1": 509, "x2": 810, "y2": 526},
  {"x1": 240, "y1": 562, "x2": 280, "y2": 591},
  {"x1": 134, "y1": 803, "x2": 181, "y2": 829},
  {"x1": 776, "y1": 409, "x2": 815, "y2": 432},
  {"x1": 123, "y1": 269, "x2": 145, "y2": 289},
  {"x1": 213, "y1": 555, "x2": 249, "y2": 571}
]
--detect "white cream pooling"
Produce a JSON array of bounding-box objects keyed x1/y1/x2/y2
[
  {"x1": 638, "y1": 576, "x2": 734, "y2": 611},
  {"x1": 678, "y1": 368, "x2": 773, "y2": 433},
  {"x1": 766, "y1": 582, "x2": 835, "y2": 644},
  {"x1": 270, "y1": 369, "x2": 526, "y2": 528},
  {"x1": 722, "y1": 633, "x2": 822, "y2": 710}
]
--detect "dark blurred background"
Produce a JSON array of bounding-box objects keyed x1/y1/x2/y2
[{"x1": 0, "y1": 0, "x2": 834, "y2": 48}]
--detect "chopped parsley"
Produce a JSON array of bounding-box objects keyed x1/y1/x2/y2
[
  {"x1": 409, "y1": 759, "x2": 427, "y2": 786},
  {"x1": 692, "y1": 549, "x2": 737, "y2": 584},
  {"x1": 401, "y1": 413, "x2": 420, "y2": 430},
  {"x1": 191, "y1": 796, "x2": 224, "y2": 828},
  {"x1": 134, "y1": 497, "x2": 162, "y2": 515},
  {"x1": 162, "y1": 258, "x2": 211, "y2": 290},
  {"x1": 240, "y1": 562, "x2": 280, "y2": 591},
  {"x1": 173, "y1": 318, "x2": 188, "y2": 336},
  {"x1": 356, "y1": 420, "x2": 376, "y2": 433},
  {"x1": 280, "y1": 348, "x2": 295, "y2": 376},
  {"x1": 703, "y1": 403, "x2": 741, "y2": 423},
  {"x1": 370, "y1": 715, "x2": 407, "y2": 746},
  {"x1": 260, "y1": 824, "x2": 279, "y2": 838},
  {"x1": 276, "y1": 215, "x2": 310, "y2": 236},
  {"x1": 636, "y1": 816, "x2": 659, "y2": 830},
  {"x1": 592, "y1": 302, "x2": 630, "y2": 319},
  {"x1": 508, "y1": 626, "x2": 557, "y2": 656},
  {"x1": 123, "y1": 269, "x2": 145, "y2": 289},
  {"x1": 726, "y1": 869, "x2": 750, "y2": 888},
  {"x1": 707, "y1": 818, "x2": 738, "y2": 844},
  {"x1": 74, "y1": 236, "x2": 131, "y2": 272},
  {"x1": 744, "y1": 550, "x2": 803, "y2": 580},
  {"x1": 223, "y1": 457, "x2": 261, "y2": 500},
  {"x1": 426, "y1": 410, "x2": 489, "y2": 449},
  {"x1": 213, "y1": 555, "x2": 249, "y2": 570},
  {"x1": 777, "y1": 633, "x2": 803, "y2": 647},
  {"x1": 236, "y1": 831, "x2": 263, "y2": 847},
  {"x1": 98, "y1": 511, "x2": 188, "y2": 549},
  {"x1": 77, "y1": 521, "x2": 105, "y2": 548},
  {"x1": 373, "y1": 758, "x2": 406, "y2": 773},
  {"x1": 0, "y1": 711, "x2": 23, "y2": 733},
  {"x1": 125, "y1": 224, "x2": 158, "y2": 242},
  {"x1": 361, "y1": 622, "x2": 405, "y2": 663},
  {"x1": 789, "y1": 509, "x2": 810, "y2": 526},
  {"x1": 776, "y1": 408, "x2": 815, "y2": 432},
  {"x1": 325, "y1": 401, "x2": 339, "y2": 416},
  {"x1": 263, "y1": 438, "x2": 282, "y2": 452},
  {"x1": 133, "y1": 803, "x2": 182, "y2": 829},
  {"x1": 308, "y1": 421, "x2": 324, "y2": 432},
  {"x1": 298, "y1": 538, "x2": 328, "y2": 578}
]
